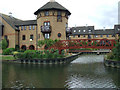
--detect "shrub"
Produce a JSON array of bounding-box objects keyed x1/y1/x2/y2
[
  {"x1": 1, "y1": 39, "x2": 8, "y2": 50},
  {"x1": 107, "y1": 52, "x2": 114, "y2": 59},
  {"x1": 112, "y1": 42, "x2": 120, "y2": 60},
  {"x1": 2, "y1": 48, "x2": 15, "y2": 55},
  {"x1": 15, "y1": 49, "x2": 66, "y2": 59}
]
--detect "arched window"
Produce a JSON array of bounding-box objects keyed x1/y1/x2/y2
[
  {"x1": 29, "y1": 45, "x2": 35, "y2": 50},
  {"x1": 21, "y1": 45, "x2": 26, "y2": 50}
]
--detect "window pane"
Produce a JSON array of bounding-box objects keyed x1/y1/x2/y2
[
  {"x1": 21, "y1": 26, "x2": 23, "y2": 30},
  {"x1": 29, "y1": 26, "x2": 31, "y2": 30},
  {"x1": 45, "y1": 11, "x2": 49, "y2": 16},
  {"x1": 4, "y1": 35, "x2": 7, "y2": 40},
  {"x1": 100, "y1": 35, "x2": 103, "y2": 37},
  {"x1": 33, "y1": 26, "x2": 35, "y2": 30},
  {"x1": 45, "y1": 34, "x2": 49, "y2": 39},
  {"x1": 24, "y1": 26, "x2": 26, "y2": 30},
  {"x1": 30, "y1": 35, "x2": 33, "y2": 40},
  {"x1": 83, "y1": 30, "x2": 86, "y2": 32},
  {"x1": 74, "y1": 30, "x2": 76, "y2": 32},
  {"x1": 22, "y1": 35, "x2": 25, "y2": 40}
]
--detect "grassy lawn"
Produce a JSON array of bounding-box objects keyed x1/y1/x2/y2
[{"x1": 0, "y1": 55, "x2": 15, "y2": 60}]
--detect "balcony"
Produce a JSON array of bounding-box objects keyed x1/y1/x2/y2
[
  {"x1": 66, "y1": 27, "x2": 71, "y2": 34},
  {"x1": 41, "y1": 26, "x2": 51, "y2": 33}
]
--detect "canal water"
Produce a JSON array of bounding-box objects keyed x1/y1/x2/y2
[{"x1": 2, "y1": 55, "x2": 120, "y2": 89}]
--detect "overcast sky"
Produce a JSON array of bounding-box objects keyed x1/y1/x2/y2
[{"x1": 0, "y1": 0, "x2": 119, "y2": 29}]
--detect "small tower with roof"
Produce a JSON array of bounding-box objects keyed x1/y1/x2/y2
[{"x1": 34, "y1": 0, "x2": 71, "y2": 41}]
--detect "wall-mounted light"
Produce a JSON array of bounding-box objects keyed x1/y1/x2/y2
[{"x1": 30, "y1": 39, "x2": 33, "y2": 42}]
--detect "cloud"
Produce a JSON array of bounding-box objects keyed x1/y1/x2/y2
[{"x1": 0, "y1": 0, "x2": 119, "y2": 29}]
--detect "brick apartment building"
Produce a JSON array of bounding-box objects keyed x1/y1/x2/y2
[{"x1": 0, "y1": 0, "x2": 120, "y2": 50}]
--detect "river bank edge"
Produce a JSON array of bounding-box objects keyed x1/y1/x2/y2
[
  {"x1": 1, "y1": 53, "x2": 82, "y2": 64},
  {"x1": 104, "y1": 58, "x2": 120, "y2": 68}
]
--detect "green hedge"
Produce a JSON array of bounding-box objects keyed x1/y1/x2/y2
[
  {"x1": 15, "y1": 49, "x2": 65, "y2": 59},
  {"x1": 3, "y1": 48, "x2": 15, "y2": 55}
]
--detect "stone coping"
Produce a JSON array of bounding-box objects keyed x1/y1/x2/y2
[
  {"x1": 104, "y1": 58, "x2": 120, "y2": 68},
  {"x1": 2, "y1": 53, "x2": 82, "y2": 64}
]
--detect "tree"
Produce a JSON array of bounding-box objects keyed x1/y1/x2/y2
[
  {"x1": 38, "y1": 39, "x2": 59, "y2": 48},
  {"x1": 1, "y1": 39, "x2": 8, "y2": 50},
  {"x1": 112, "y1": 42, "x2": 120, "y2": 60}
]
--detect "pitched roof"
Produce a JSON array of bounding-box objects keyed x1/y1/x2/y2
[
  {"x1": 71, "y1": 26, "x2": 94, "y2": 35},
  {"x1": 94, "y1": 29, "x2": 115, "y2": 35},
  {"x1": 15, "y1": 20, "x2": 37, "y2": 26},
  {"x1": 0, "y1": 13, "x2": 37, "y2": 30},
  {"x1": 34, "y1": 1, "x2": 71, "y2": 15},
  {"x1": 0, "y1": 13, "x2": 22, "y2": 29}
]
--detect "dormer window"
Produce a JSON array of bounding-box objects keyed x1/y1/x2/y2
[
  {"x1": 45, "y1": 11, "x2": 49, "y2": 16},
  {"x1": 74, "y1": 30, "x2": 76, "y2": 32},
  {"x1": 83, "y1": 30, "x2": 86, "y2": 32},
  {"x1": 88, "y1": 30, "x2": 91, "y2": 33}
]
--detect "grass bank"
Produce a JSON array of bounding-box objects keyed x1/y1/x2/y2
[{"x1": 0, "y1": 55, "x2": 15, "y2": 60}]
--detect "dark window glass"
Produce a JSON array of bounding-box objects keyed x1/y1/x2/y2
[
  {"x1": 30, "y1": 35, "x2": 33, "y2": 40},
  {"x1": 73, "y1": 35, "x2": 75, "y2": 38},
  {"x1": 57, "y1": 11, "x2": 61, "y2": 16},
  {"x1": 88, "y1": 35, "x2": 91, "y2": 38},
  {"x1": 57, "y1": 16, "x2": 62, "y2": 22},
  {"x1": 22, "y1": 35, "x2": 25, "y2": 40},
  {"x1": 57, "y1": 11, "x2": 62, "y2": 22},
  {"x1": 4, "y1": 35, "x2": 7, "y2": 40},
  {"x1": 78, "y1": 35, "x2": 80, "y2": 37},
  {"x1": 44, "y1": 11, "x2": 49, "y2": 16},
  {"x1": 58, "y1": 33, "x2": 61, "y2": 37},
  {"x1": 100, "y1": 35, "x2": 103, "y2": 37}
]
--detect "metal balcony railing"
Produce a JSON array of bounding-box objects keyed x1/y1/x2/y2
[
  {"x1": 66, "y1": 27, "x2": 71, "y2": 33},
  {"x1": 41, "y1": 25, "x2": 51, "y2": 33}
]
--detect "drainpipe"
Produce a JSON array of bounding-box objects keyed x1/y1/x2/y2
[
  {"x1": 18, "y1": 30, "x2": 20, "y2": 49},
  {"x1": 36, "y1": 24, "x2": 38, "y2": 50}
]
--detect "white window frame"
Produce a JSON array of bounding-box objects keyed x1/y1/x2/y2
[{"x1": 45, "y1": 34, "x2": 50, "y2": 39}]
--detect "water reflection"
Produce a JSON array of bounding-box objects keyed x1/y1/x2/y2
[{"x1": 2, "y1": 55, "x2": 120, "y2": 89}]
